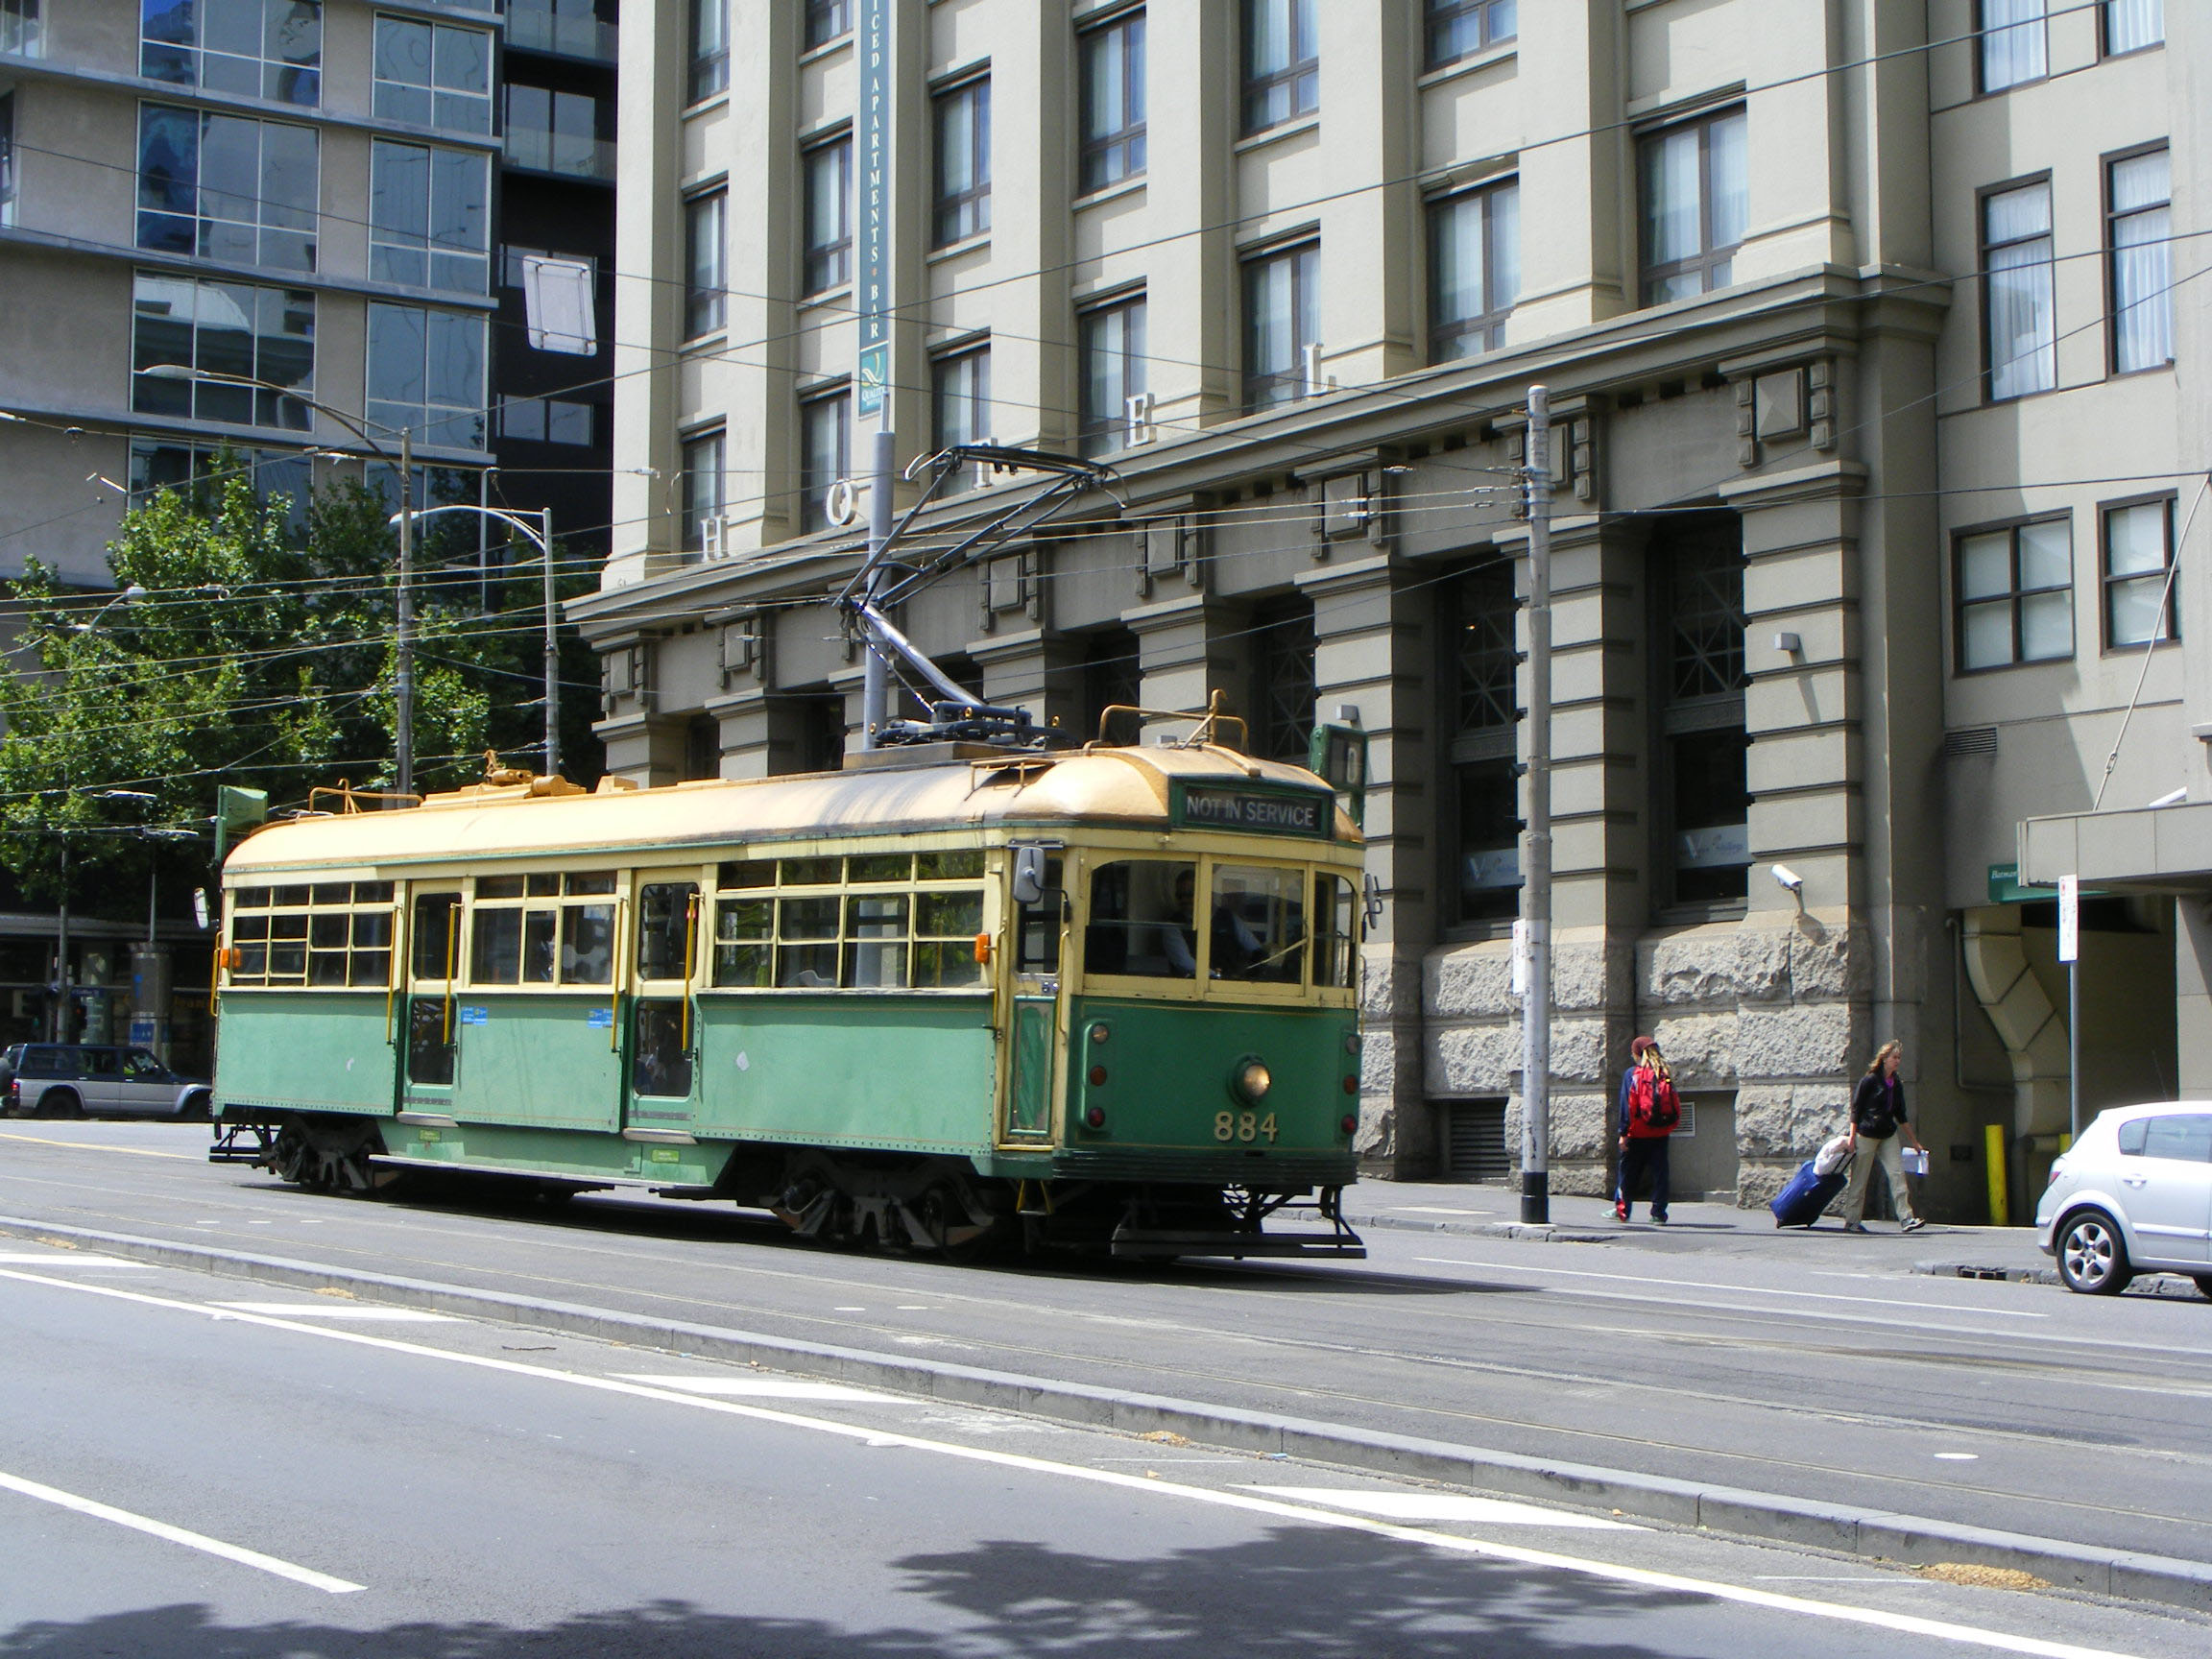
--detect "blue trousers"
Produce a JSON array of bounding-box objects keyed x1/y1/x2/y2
[{"x1": 1616, "y1": 1138, "x2": 1671, "y2": 1218}]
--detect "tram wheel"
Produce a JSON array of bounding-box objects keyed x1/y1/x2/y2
[{"x1": 919, "y1": 1184, "x2": 992, "y2": 1264}]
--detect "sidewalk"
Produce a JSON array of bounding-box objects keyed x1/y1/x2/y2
[{"x1": 1336, "y1": 1179, "x2": 2064, "y2": 1283}]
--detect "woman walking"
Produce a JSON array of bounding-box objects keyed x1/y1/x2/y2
[{"x1": 1840, "y1": 1040, "x2": 1928, "y2": 1234}]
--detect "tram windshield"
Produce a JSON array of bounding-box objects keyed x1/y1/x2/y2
[{"x1": 1084, "y1": 859, "x2": 1325, "y2": 986}]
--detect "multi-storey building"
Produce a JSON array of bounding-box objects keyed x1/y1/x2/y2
[{"x1": 577, "y1": 0, "x2": 2201, "y2": 1213}]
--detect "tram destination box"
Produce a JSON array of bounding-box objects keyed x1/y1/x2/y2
[{"x1": 1171, "y1": 782, "x2": 1331, "y2": 837}]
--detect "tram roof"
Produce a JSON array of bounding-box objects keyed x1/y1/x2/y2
[{"x1": 224, "y1": 745, "x2": 1361, "y2": 878}]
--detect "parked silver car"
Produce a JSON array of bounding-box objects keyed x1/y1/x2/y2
[
  {"x1": 2037, "y1": 1102, "x2": 2212, "y2": 1297},
  {"x1": 0, "y1": 1044, "x2": 212, "y2": 1120}
]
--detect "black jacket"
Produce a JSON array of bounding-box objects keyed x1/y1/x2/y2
[{"x1": 1850, "y1": 1072, "x2": 1906, "y2": 1140}]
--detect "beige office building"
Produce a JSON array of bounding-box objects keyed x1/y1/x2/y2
[{"x1": 579, "y1": 0, "x2": 2196, "y2": 1213}]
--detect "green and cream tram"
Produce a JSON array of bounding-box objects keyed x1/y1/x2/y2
[{"x1": 212, "y1": 738, "x2": 1368, "y2": 1259}]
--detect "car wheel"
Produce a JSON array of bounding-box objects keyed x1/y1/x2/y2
[
  {"x1": 2056, "y1": 1210, "x2": 2132, "y2": 1296},
  {"x1": 174, "y1": 1091, "x2": 211, "y2": 1122},
  {"x1": 35, "y1": 1088, "x2": 84, "y2": 1119}
]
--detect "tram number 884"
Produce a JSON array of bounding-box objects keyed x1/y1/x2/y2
[{"x1": 1214, "y1": 1111, "x2": 1280, "y2": 1143}]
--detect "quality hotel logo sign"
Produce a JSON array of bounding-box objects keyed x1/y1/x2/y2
[{"x1": 1175, "y1": 786, "x2": 1328, "y2": 836}]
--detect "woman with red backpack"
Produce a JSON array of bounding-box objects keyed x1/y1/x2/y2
[{"x1": 1615, "y1": 1035, "x2": 1680, "y2": 1223}]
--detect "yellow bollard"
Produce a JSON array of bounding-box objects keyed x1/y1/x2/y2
[{"x1": 1984, "y1": 1123, "x2": 2008, "y2": 1227}]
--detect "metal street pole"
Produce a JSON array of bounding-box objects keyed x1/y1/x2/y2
[
  {"x1": 859, "y1": 422, "x2": 895, "y2": 749},
  {"x1": 539, "y1": 507, "x2": 559, "y2": 778},
  {"x1": 1521, "y1": 385, "x2": 1554, "y2": 1226},
  {"x1": 53, "y1": 836, "x2": 68, "y2": 1044},
  {"x1": 396, "y1": 426, "x2": 415, "y2": 798}
]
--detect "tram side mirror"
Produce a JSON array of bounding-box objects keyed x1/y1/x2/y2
[
  {"x1": 1012, "y1": 845, "x2": 1048, "y2": 907},
  {"x1": 1309, "y1": 723, "x2": 1369, "y2": 830}
]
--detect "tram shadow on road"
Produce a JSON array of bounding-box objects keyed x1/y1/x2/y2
[{"x1": 0, "y1": 1527, "x2": 1700, "y2": 1658}]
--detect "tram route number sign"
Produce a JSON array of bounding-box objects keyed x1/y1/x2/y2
[{"x1": 1174, "y1": 784, "x2": 1328, "y2": 836}]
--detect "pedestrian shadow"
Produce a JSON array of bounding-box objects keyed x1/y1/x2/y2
[{"x1": 0, "y1": 1527, "x2": 1708, "y2": 1658}]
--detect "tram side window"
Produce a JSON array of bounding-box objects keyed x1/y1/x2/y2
[
  {"x1": 1313, "y1": 873, "x2": 1358, "y2": 990},
  {"x1": 228, "y1": 881, "x2": 394, "y2": 988},
  {"x1": 636, "y1": 882, "x2": 698, "y2": 980},
  {"x1": 846, "y1": 893, "x2": 907, "y2": 987},
  {"x1": 1016, "y1": 856, "x2": 1064, "y2": 975},
  {"x1": 778, "y1": 895, "x2": 841, "y2": 987},
  {"x1": 411, "y1": 893, "x2": 461, "y2": 979},
  {"x1": 712, "y1": 898, "x2": 773, "y2": 987},
  {"x1": 915, "y1": 889, "x2": 984, "y2": 987},
  {"x1": 1210, "y1": 864, "x2": 1306, "y2": 984},
  {"x1": 1084, "y1": 860, "x2": 1192, "y2": 979},
  {"x1": 560, "y1": 901, "x2": 614, "y2": 984}
]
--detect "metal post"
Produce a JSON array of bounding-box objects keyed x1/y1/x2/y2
[
  {"x1": 858, "y1": 423, "x2": 896, "y2": 750},
  {"x1": 1521, "y1": 385, "x2": 1553, "y2": 1226},
  {"x1": 396, "y1": 426, "x2": 415, "y2": 797},
  {"x1": 539, "y1": 508, "x2": 560, "y2": 778},
  {"x1": 2068, "y1": 959, "x2": 2080, "y2": 1142},
  {"x1": 53, "y1": 837, "x2": 68, "y2": 1044}
]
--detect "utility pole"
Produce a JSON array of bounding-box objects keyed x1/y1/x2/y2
[
  {"x1": 538, "y1": 508, "x2": 560, "y2": 778},
  {"x1": 1521, "y1": 385, "x2": 1553, "y2": 1226},
  {"x1": 859, "y1": 421, "x2": 895, "y2": 749},
  {"x1": 854, "y1": 0, "x2": 893, "y2": 752},
  {"x1": 396, "y1": 425, "x2": 415, "y2": 797}
]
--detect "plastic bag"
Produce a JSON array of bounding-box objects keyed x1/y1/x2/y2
[{"x1": 1814, "y1": 1134, "x2": 1854, "y2": 1177}]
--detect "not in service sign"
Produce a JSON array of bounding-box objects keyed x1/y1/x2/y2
[{"x1": 1176, "y1": 785, "x2": 1329, "y2": 836}]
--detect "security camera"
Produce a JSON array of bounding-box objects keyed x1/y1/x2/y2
[{"x1": 1772, "y1": 865, "x2": 1804, "y2": 893}]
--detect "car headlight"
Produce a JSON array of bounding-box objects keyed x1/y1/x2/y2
[{"x1": 1235, "y1": 1059, "x2": 1271, "y2": 1103}]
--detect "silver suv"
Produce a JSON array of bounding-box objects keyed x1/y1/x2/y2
[
  {"x1": 0, "y1": 1045, "x2": 212, "y2": 1121},
  {"x1": 2037, "y1": 1102, "x2": 2212, "y2": 1297}
]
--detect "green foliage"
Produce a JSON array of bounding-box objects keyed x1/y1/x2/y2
[{"x1": 0, "y1": 457, "x2": 597, "y2": 915}]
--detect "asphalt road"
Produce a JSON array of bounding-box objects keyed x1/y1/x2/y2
[
  {"x1": 0, "y1": 1124, "x2": 2207, "y2": 1577},
  {"x1": 1, "y1": 1231, "x2": 2203, "y2": 1658}
]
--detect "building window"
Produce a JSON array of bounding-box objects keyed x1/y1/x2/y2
[
  {"x1": 136, "y1": 107, "x2": 319, "y2": 275},
  {"x1": 2104, "y1": 496, "x2": 2176, "y2": 649},
  {"x1": 1984, "y1": 179, "x2": 2055, "y2": 401},
  {"x1": 932, "y1": 347, "x2": 990, "y2": 487},
  {"x1": 142, "y1": 0, "x2": 320, "y2": 106},
  {"x1": 681, "y1": 429, "x2": 724, "y2": 550},
  {"x1": 130, "y1": 438, "x2": 310, "y2": 526},
  {"x1": 1448, "y1": 562, "x2": 1521, "y2": 926},
  {"x1": 802, "y1": 135, "x2": 852, "y2": 294},
  {"x1": 1956, "y1": 517, "x2": 2072, "y2": 671},
  {"x1": 505, "y1": 84, "x2": 608, "y2": 180},
  {"x1": 1079, "y1": 10, "x2": 1145, "y2": 194},
  {"x1": 0, "y1": 91, "x2": 13, "y2": 227},
  {"x1": 499, "y1": 397, "x2": 594, "y2": 446},
  {"x1": 366, "y1": 302, "x2": 486, "y2": 449},
  {"x1": 1252, "y1": 597, "x2": 1315, "y2": 763},
  {"x1": 1242, "y1": 0, "x2": 1316, "y2": 134},
  {"x1": 1242, "y1": 240, "x2": 1317, "y2": 411},
  {"x1": 369, "y1": 139, "x2": 489, "y2": 294},
  {"x1": 1079, "y1": 294, "x2": 1146, "y2": 456},
  {"x1": 932, "y1": 77, "x2": 990, "y2": 248},
  {"x1": 1080, "y1": 628, "x2": 1143, "y2": 742},
  {"x1": 1638, "y1": 107, "x2": 1746, "y2": 306},
  {"x1": 2, "y1": 0, "x2": 40, "y2": 60},
  {"x1": 372, "y1": 15, "x2": 492, "y2": 134},
  {"x1": 1427, "y1": 0, "x2": 1513, "y2": 69},
  {"x1": 1654, "y1": 520, "x2": 1749, "y2": 909},
  {"x1": 1979, "y1": 0, "x2": 2047, "y2": 92},
  {"x1": 685, "y1": 189, "x2": 727, "y2": 339},
  {"x1": 799, "y1": 388, "x2": 850, "y2": 533},
  {"x1": 2104, "y1": 0, "x2": 2162, "y2": 55},
  {"x1": 689, "y1": 0, "x2": 727, "y2": 101},
  {"x1": 1429, "y1": 179, "x2": 1518, "y2": 360},
  {"x1": 2109, "y1": 147, "x2": 2171, "y2": 374},
  {"x1": 131, "y1": 272, "x2": 314, "y2": 428},
  {"x1": 805, "y1": 0, "x2": 851, "y2": 51}
]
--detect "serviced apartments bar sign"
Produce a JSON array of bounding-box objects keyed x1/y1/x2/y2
[
  {"x1": 1174, "y1": 784, "x2": 1330, "y2": 837},
  {"x1": 855, "y1": 0, "x2": 890, "y2": 418}
]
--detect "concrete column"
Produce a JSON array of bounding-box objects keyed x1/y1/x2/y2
[
  {"x1": 1124, "y1": 594, "x2": 1238, "y2": 718},
  {"x1": 2179, "y1": 900, "x2": 2212, "y2": 1094},
  {"x1": 1142, "y1": 2, "x2": 1238, "y2": 428},
  {"x1": 1313, "y1": 1, "x2": 1416, "y2": 389},
  {"x1": 971, "y1": 630, "x2": 1084, "y2": 739},
  {"x1": 597, "y1": 713, "x2": 689, "y2": 788}
]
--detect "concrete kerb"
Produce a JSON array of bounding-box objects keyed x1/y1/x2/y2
[{"x1": 7, "y1": 1213, "x2": 2206, "y2": 1615}]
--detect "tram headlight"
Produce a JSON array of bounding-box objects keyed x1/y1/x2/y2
[{"x1": 1234, "y1": 1058, "x2": 1272, "y2": 1103}]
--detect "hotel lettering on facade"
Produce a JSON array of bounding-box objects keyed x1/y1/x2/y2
[{"x1": 574, "y1": 0, "x2": 2200, "y2": 1213}]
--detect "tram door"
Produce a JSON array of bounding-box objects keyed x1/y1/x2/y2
[
  {"x1": 625, "y1": 873, "x2": 700, "y2": 1134},
  {"x1": 401, "y1": 890, "x2": 462, "y2": 1103},
  {"x1": 998, "y1": 849, "x2": 1063, "y2": 1145}
]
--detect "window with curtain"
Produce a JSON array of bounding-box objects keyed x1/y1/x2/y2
[
  {"x1": 2104, "y1": 497, "x2": 2176, "y2": 649},
  {"x1": 685, "y1": 189, "x2": 726, "y2": 338},
  {"x1": 1241, "y1": 0, "x2": 1316, "y2": 134},
  {"x1": 932, "y1": 347, "x2": 990, "y2": 491},
  {"x1": 1979, "y1": 0, "x2": 2046, "y2": 92},
  {"x1": 1079, "y1": 10, "x2": 1145, "y2": 193},
  {"x1": 1638, "y1": 108, "x2": 1746, "y2": 305},
  {"x1": 1242, "y1": 240, "x2": 1318, "y2": 410},
  {"x1": 2104, "y1": 0, "x2": 2162, "y2": 54},
  {"x1": 689, "y1": 0, "x2": 727, "y2": 100},
  {"x1": 2108, "y1": 147, "x2": 2171, "y2": 374},
  {"x1": 1983, "y1": 180, "x2": 2055, "y2": 400},
  {"x1": 805, "y1": 0, "x2": 851, "y2": 50},
  {"x1": 682, "y1": 429, "x2": 724, "y2": 550},
  {"x1": 802, "y1": 135, "x2": 852, "y2": 294},
  {"x1": 137, "y1": 104, "x2": 319, "y2": 274},
  {"x1": 1426, "y1": 0, "x2": 1514, "y2": 69},
  {"x1": 1079, "y1": 294, "x2": 1146, "y2": 455},
  {"x1": 799, "y1": 388, "x2": 849, "y2": 533},
  {"x1": 932, "y1": 77, "x2": 991, "y2": 247},
  {"x1": 1429, "y1": 179, "x2": 1519, "y2": 359},
  {"x1": 1955, "y1": 517, "x2": 2073, "y2": 671}
]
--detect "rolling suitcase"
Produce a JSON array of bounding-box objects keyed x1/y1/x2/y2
[{"x1": 1770, "y1": 1158, "x2": 1846, "y2": 1228}]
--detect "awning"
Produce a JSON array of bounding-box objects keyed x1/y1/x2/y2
[{"x1": 2019, "y1": 801, "x2": 2212, "y2": 894}]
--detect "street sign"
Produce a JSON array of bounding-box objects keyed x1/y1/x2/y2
[
  {"x1": 854, "y1": 0, "x2": 890, "y2": 418},
  {"x1": 1510, "y1": 920, "x2": 1528, "y2": 998},
  {"x1": 2057, "y1": 874, "x2": 2080, "y2": 964}
]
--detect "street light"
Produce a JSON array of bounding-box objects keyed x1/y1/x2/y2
[
  {"x1": 71, "y1": 584, "x2": 147, "y2": 634},
  {"x1": 390, "y1": 503, "x2": 564, "y2": 779},
  {"x1": 140, "y1": 365, "x2": 420, "y2": 798}
]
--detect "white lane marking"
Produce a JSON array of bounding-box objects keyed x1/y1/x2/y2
[
  {"x1": 0, "y1": 1467, "x2": 363, "y2": 1594},
  {"x1": 611, "y1": 1374, "x2": 893, "y2": 1402},
  {"x1": 1248, "y1": 1487, "x2": 1639, "y2": 1529},
  {"x1": 833, "y1": 1306, "x2": 865, "y2": 1311},
  {"x1": 0, "y1": 1254, "x2": 155, "y2": 1268},
  {"x1": 1392, "y1": 1206, "x2": 1491, "y2": 1215},
  {"x1": 1936, "y1": 1453, "x2": 1982, "y2": 1461},
  {"x1": 209, "y1": 1302, "x2": 460, "y2": 1323},
  {"x1": 1413, "y1": 1259, "x2": 2049, "y2": 1320},
  {"x1": 0, "y1": 1265, "x2": 2150, "y2": 1659}
]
